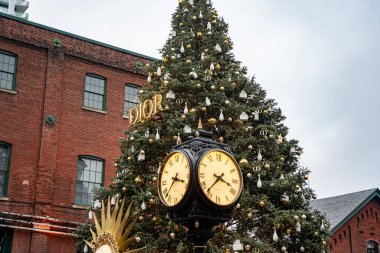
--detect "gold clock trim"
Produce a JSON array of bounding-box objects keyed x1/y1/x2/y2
[
  {"x1": 157, "y1": 151, "x2": 191, "y2": 207},
  {"x1": 197, "y1": 149, "x2": 243, "y2": 207}
]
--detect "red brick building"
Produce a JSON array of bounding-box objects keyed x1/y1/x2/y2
[
  {"x1": 311, "y1": 188, "x2": 380, "y2": 253},
  {"x1": 0, "y1": 12, "x2": 153, "y2": 253}
]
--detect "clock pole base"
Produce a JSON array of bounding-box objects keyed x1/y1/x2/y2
[{"x1": 188, "y1": 228, "x2": 214, "y2": 253}]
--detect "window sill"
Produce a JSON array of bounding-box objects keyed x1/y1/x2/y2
[
  {"x1": 72, "y1": 204, "x2": 89, "y2": 210},
  {"x1": 0, "y1": 88, "x2": 17, "y2": 95},
  {"x1": 82, "y1": 106, "x2": 107, "y2": 114},
  {"x1": 0, "y1": 197, "x2": 9, "y2": 201}
]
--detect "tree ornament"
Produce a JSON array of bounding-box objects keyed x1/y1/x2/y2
[
  {"x1": 155, "y1": 129, "x2": 160, "y2": 140},
  {"x1": 201, "y1": 52, "x2": 206, "y2": 61},
  {"x1": 147, "y1": 74, "x2": 152, "y2": 83},
  {"x1": 322, "y1": 240, "x2": 327, "y2": 246},
  {"x1": 225, "y1": 100, "x2": 230, "y2": 105},
  {"x1": 247, "y1": 212, "x2": 253, "y2": 219},
  {"x1": 280, "y1": 173, "x2": 284, "y2": 180},
  {"x1": 205, "y1": 97, "x2": 211, "y2": 106},
  {"x1": 296, "y1": 220, "x2": 301, "y2": 232},
  {"x1": 157, "y1": 67, "x2": 162, "y2": 77},
  {"x1": 186, "y1": 59, "x2": 192, "y2": 64},
  {"x1": 141, "y1": 201, "x2": 147, "y2": 211},
  {"x1": 88, "y1": 210, "x2": 93, "y2": 220},
  {"x1": 134, "y1": 176, "x2": 143, "y2": 185},
  {"x1": 257, "y1": 175, "x2": 262, "y2": 188},
  {"x1": 176, "y1": 133, "x2": 182, "y2": 145},
  {"x1": 170, "y1": 232, "x2": 175, "y2": 239},
  {"x1": 187, "y1": 44, "x2": 192, "y2": 49},
  {"x1": 320, "y1": 220, "x2": 325, "y2": 230},
  {"x1": 215, "y1": 43, "x2": 222, "y2": 52},
  {"x1": 83, "y1": 244, "x2": 89, "y2": 253},
  {"x1": 135, "y1": 236, "x2": 141, "y2": 243},
  {"x1": 211, "y1": 85, "x2": 216, "y2": 90},
  {"x1": 219, "y1": 136, "x2": 224, "y2": 143},
  {"x1": 166, "y1": 90, "x2": 176, "y2": 99},
  {"x1": 273, "y1": 228, "x2": 279, "y2": 242},
  {"x1": 184, "y1": 102, "x2": 189, "y2": 114},
  {"x1": 239, "y1": 159, "x2": 248, "y2": 165},
  {"x1": 219, "y1": 109, "x2": 225, "y2": 121},
  {"x1": 304, "y1": 175, "x2": 309, "y2": 180},
  {"x1": 201, "y1": 106, "x2": 207, "y2": 112},
  {"x1": 210, "y1": 63, "x2": 215, "y2": 71},
  {"x1": 301, "y1": 214, "x2": 307, "y2": 220},
  {"x1": 247, "y1": 172, "x2": 252, "y2": 179},
  {"x1": 189, "y1": 0, "x2": 194, "y2": 6},
  {"x1": 227, "y1": 117, "x2": 233, "y2": 122},
  {"x1": 207, "y1": 118, "x2": 217, "y2": 125},
  {"x1": 281, "y1": 193, "x2": 290, "y2": 204},
  {"x1": 253, "y1": 110, "x2": 260, "y2": 121},
  {"x1": 239, "y1": 90, "x2": 248, "y2": 99},
  {"x1": 300, "y1": 246, "x2": 305, "y2": 252},
  {"x1": 281, "y1": 246, "x2": 287, "y2": 252},
  {"x1": 259, "y1": 200, "x2": 265, "y2": 207},
  {"x1": 280, "y1": 156, "x2": 285, "y2": 162},
  {"x1": 207, "y1": 21, "x2": 212, "y2": 30},
  {"x1": 277, "y1": 134, "x2": 283, "y2": 144},
  {"x1": 138, "y1": 215, "x2": 144, "y2": 222},
  {"x1": 138, "y1": 150, "x2": 145, "y2": 162},
  {"x1": 195, "y1": 220, "x2": 200, "y2": 228},
  {"x1": 111, "y1": 196, "x2": 116, "y2": 205},
  {"x1": 183, "y1": 125, "x2": 192, "y2": 134},
  {"x1": 236, "y1": 203, "x2": 241, "y2": 209},
  {"x1": 199, "y1": 11, "x2": 203, "y2": 19},
  {"x1": 257, "y1": 150, "x2": 263, "y2": 161},
  {"x1": 190, "y1": 68, "x2": 198, "y2": 79},
  {"x1": 240, "y1": 112, "x2": 249, "y2": 121},
  {"x1": 244, "y1": 245, "x2": 251, "y2": 251},
  {"x1": 145, "y1": 129, "x2": 150, "y2": 138},
  {"x1": 152, "y1": 176, "x2": 157, "y2": 182},
  {"x1": 264, "y1": 163, "x2": 270, "y2": 169},
  {"x1": 122, "y1": 186, "x2": 127, "y2": 192}
]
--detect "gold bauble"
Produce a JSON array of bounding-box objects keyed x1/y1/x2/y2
[
  {"x1": 275, "y1": 223, "x2": 281, "y2": 230},
  {"x1": 263, "y1": 110, "x2": 269, "y2": 115},
  {"x1": 220, "y1": 86, "x2": 225, "y2": 91},
  {"x1": 245, "y1": 244, "x2": 251, "y2": 251},
  {"x1": 163, "y1": 58, "x2": 168, "y2": 63},
  {"x1": 276, "y1": 166, "x2": 281, "y2": 170},
  {"x1": 211, "y1": 85, "x2": 216, "y2": 90},
  {"x1": 215, "y1": 64, "x2": 221, "y2": 71},
  {"x1": 181, "y1": 31, "x2": 185, "y2": 34},
  {"x1": 173, "y1": 135, "x2": 178, "y2": 141},
  {"x1": 224, "y1": 39, "x2": 228, "y2": 44},
  {"x1": 244, "y1": 128, "x2": 249, "y2": 133},
  {"x1": 195, "y1": 220, "x2": 200, "y2": 228},
  {"x1": 164, "y1": 80, "x2": 169, "y2": 85},
  {"x1": 314, "y1": 231, "x2": 319, "y2": 236},
  {"x1": 149, "y1": 138, "x2": 154, "y2": 144},
  {"x1": 280, "y1": 157, "x2": 285, "y2": 162},
  {"x1": 269, "y1": 134, "x2": 274, "y2": 139},
  {"x1": 179, "y1": 22, "x2": 184, "y2": 26},
  {"x1": 149, "y1": 198, "x2": 155, "y2": 204},
  {"x1": 135, "y1": 176, "x2": 143, "y2": 185},
  {"x1": 139, "y1": 90, "x2": 144, "y2": 94},
  {"x1": 247, "y1": 212, "x2": 253, "y2": 219},
  {"x1": 171, "y1": 47, "x2": 176, "y2": 51},
  {"x1": 152, "y1": 176, "x2": 157, "y2": 182},
  {"x1": 201, "y1": 107, "x2": 207, "y2": 112},
  {"x1": 181, "y1": 115, "x2": 186, "y2": 119},
  {"x1": 186, "y1": 59, "x2": 192, "y2": 64},
  {"x1": 178, "y1": 0, "x2": 185, "y2": 5},
  {"x1": 235, "y1": 119, "x2": 243, "y2": 125},
  {"x1": 196, "y1": 83, "x2": 202, "y2": 89},
  {"x1": 152, "y1": 216, "x2": 157, "y2": 222},
  {"x1": 190, "y1": 108, "x2": 196, "y2": 113},
  {"x1": 212, "y1": 19, "x2": 217, "y2": 24},
  {"x1": 219, "y1": 136, "x2": 224, "y2": 143},
  {"x1": 304, "y1": 175, "x2": 309, "y2": 180},
  {"x1": 239, "y1": 159, "x2": 248, "y2": 165},
  {"x1": 225, "y1": 249, "x2": 232, "y2": 253},
  {"x1": 207, "y1": 118, "x2": 217, "y2": 124},
  {"x1": 322, "y1": 240, "x2": 327, "y2": 246},
  {"x1": 207, "y1": 31, "x2": 212, "y2": 35},
  {"x1": 295, "y1": 184, "x2": 301, "y2": 191},
  {"x1": 127, "y1": 156, "x2": 132, "y2": 161},
  {"x1": 196, "y1": 32, "x2": 203, "y2": 38},
  {"x1": 264, "y1": 163, "x2": 270, "y2": 169},
  {"x1": 248, "y1": 145, "x2": 253, "y2": 150},
  {"x1": 122, "y1": 186, "x2": 127, "y2": 192},
  {"x1": 195, "y1": 131, "x2": 200, "y2": 138},
  {"x1": 171, "y1": 55, "x2": 176, "y2": 60},
  {"x1": 187, "y1": 44, "x2": 192, "y2": 49},
  {"x1": 236, "y1": 203, "x2": 241, "y2": 209},
  {"x1": 228, "y1": 117, "x2": 233, "y2": 122},
  {"x1": 139, "y1": 215, "x2": 144, "y2": 221},
  {"x1": 259, "y1": 201, "x2": 265, "y2": 207},
  {"x1": 192, "y1": 16, "x2": 197, "y2": 20},
  {"x1": 286, "y1": 228, "x2": 292, "y2": 235}
]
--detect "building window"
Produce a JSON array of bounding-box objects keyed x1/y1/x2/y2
[
  {"x1": 0, "y1": 142, "x2": 11, "y2": 197},
  {"x1": 0, "y1": 51, "x2": 17, "y2": 91},
  {"x1": 75, "y1": 156, "x2": 104, "y2": 206},
  {"x1": 124, "y1": 84, "x2": 139, "y2": 115},
  {"x1": 0, "y1": 228, "x2": 13, "y2": 253},
  {"x1": 84, "y1": 74, "x2": 106, "y2": 111},
  {"x1": 367, "y1": 240, "x2": 379, "y2": 253}
]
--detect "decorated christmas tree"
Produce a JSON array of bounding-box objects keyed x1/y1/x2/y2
[{"x1": 83, "y1": 0, "x2": 330, "y2": 252}]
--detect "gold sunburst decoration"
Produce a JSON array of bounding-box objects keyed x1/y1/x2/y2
[{"x1": 85, "y1": 197, "x2": 145, "y2": 253}]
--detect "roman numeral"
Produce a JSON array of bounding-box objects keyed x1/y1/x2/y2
[
  {"x1": 225, "y1": 195, "x2": 230, "y2": 201},
  {"x1": 216, "y1": 195, "x2": 221, "y2": 204},
  {"x1": 232, "y1": 179, "x2": 238, "y2": 184},
  {"x1": 163, "y1": 188, "x2": 168, "y2": 195},
  {"x1": 200, "y1": 173, "x2": 205, "y2": 178},
  {"x1": 202, "y1": 163, "x2": 207, "y2": 168},
  {"x1": 230, "y1": 168, "x2": 236, "y2": 173},
  {"x1": 174, "y1": 197, "x2": 178, "y2": 204},
  {"x1": 230, "y1": 188, "x2": 236, "y2": 195},
  {"x1": 207, "y1": 191, "x2": 213, "y2": 199},
  {"x1": 201, "y1": 181, "x2": 206, "y2": 189},
  {"x1": 162, "y1": 180, "x2": 167, "y2": 185},
  {"x1": 175, "y1": 155, "x2": 179, "y2": 162},
  {"x1": 168, "y1": 160, "x2": 173, "y2": 166},
  {"x1": 225, "y1": 159, "x2": 229, "y2": 165},
  {"x1": 207, "y1": 155, "x2": 213, "y2": 162},
  {"x1": 216, "y1": 153, "x2": 222, "y2": 161},
  {"x1": 167, "y1": 195, "x2": 172, "y2": 203}
]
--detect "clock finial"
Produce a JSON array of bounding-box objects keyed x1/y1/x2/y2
[{"x1": 198, "y1": 118, "x2": 203, "y2": 129}]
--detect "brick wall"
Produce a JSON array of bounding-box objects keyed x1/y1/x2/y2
[
  {"x1": 330, "y1": 200, "x2": 380, "y2": 253},
  {"x1": 0, "y1": 13, "x2": 150, "y2": 253}
]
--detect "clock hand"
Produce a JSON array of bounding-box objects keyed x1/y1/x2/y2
[
  {"x1": 219, "y1": 174, "x2": 231, "y2": 186},
  {"x1": 166, "y1": 172, "x2": 178, "y2": 197},
  {"x1": 208, "y1": 173, "x2": 224, "y2": 192}
]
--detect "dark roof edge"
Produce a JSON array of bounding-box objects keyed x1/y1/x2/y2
[
  {"x1": 331, "y1": 188, "x2": 380, "y2": 234},
  {"x1": 0, "y1": 12, "x2": 158, "y2": 61}
]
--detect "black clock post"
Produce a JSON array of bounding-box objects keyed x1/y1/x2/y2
[{"x1": 163, "y1": 128, "x2": 242, "y2": 253}]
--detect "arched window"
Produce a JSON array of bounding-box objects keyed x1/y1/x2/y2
[{"x1": 366, "y1": 240, "x2": 378, "y2": 253}]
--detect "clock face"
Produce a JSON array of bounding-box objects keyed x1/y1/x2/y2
[
  {"x1": 158, "y1": 151, "x2": 191, "y2": 207},
  {"x1": 95, "y1": 245, "x2": 112, "y2": 253},
  {"x1": 197, "y1": 150, "x2": 243, "y2": 207}
]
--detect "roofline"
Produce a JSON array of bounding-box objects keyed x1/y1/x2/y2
[
  {"x1": 0, "y1": 12, "x2": 158, "y2": 61},
  {"x1": 331, "y1": 188, "x2": 380, "y2": 234}
]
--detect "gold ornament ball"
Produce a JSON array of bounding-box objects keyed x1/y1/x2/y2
[
  {"x1": 300, "y1": 246, "x2": 305, "y2": 252},
  {"x1": 179, "y1": 22, "x2": 184, "y2": 26},
  {"x1": 301, "y1": 214, "x2": 307, "y2": 220},
  {"x1": 247, "y1": 212, "x2": 253, "y2": 219},
  {"x1": 181, "y1": 31, "x2": 185, "y2": 34},
  {"x1": 225, "y1": 100, "x2": 230, "y2": 105},
  {"x1": 239, "y1": 159, "x2": 248, "y2": 165},
  {"x1": 280, "y1": 157, "x2": 285, "y2": 162},
  {"x1": 220, "y1": 86, "x2": 225, "y2": 91},
  {"x1": 207, "y1": 31, "x2": 212, "y2": 35},
  {"x1": 248, "y1": 145, "x2": 253, "y2": 150},
  {"x1": 244, "y1": 244, "x2": 251, "y2": 251},
  {"x1": 171, "y1": 47, "x2": 176, "y2": 51},
  {"x1": 196, "y1": 32, "x2": 203, "y2": 38},
  {"x1": 181, "y1": 115, "x2": 186, "y2": 119},
  {"x1": 212, "y1": 19, "x2": 217, "y2": 24},
  {"x1": 149, "y1": 198, "x2": 155, "y2": 204},
  {"x1": 195, "y1": 220, "x2": 200, "y2": 228},
  {"x1": 281, "y1": 246, "x2": 287, "y2": 252},
  {"x1": 122, "y1": 186, "x2": 127, "y2": 192},
  {"x1": 263, "y1": 110, "x2": 269, "y2": 115},
  {"x1": 269, "y1": 134, "x2": 274, "y2": 139},
  {"x1": 314, "y1": 231, "x2": 319, "y2": 236},
  {"x1": 171, "y1": 55, "x2": 176, "y2": 60},
  {"x1": 286, "y1": 228, "x2": 292, "y2": 235},
  {"x1": 127, "y1": 156, "x2": 132, "y2": 161},
  {"x1": 264, "y1": 163, "x2": 270, "y2": 169},
  {"x1": 211, "y1": 85, "x2": 216, "y2": 90},
  {"x1": 219, "y1": 136, "x2": 224, "y2": 143},
  {"x1": 149, "y1": 138, "x2": 154, "y2": 144},
  {"x1": 190, "y1": 108, "x2": 196, "y2": 113},
  {"x1": 152, "y1": 176, "x2": 157, "y2": 182},
  {"x1": 187, "y1": 44, "x2": 192, "y2": 49},
  {"x1": 295, "y1": 184, "x2": 301, "y2": 191},
  {"x1": 225, "y1": 250, "x2": 232, "y2": 253},
  {"x1": 201, "y1": 107, "x2": 207, "y2": 112},
  {"x1": 275, "y1": 223, "x2": 281, "y2": 230},
  {"x1": 192, "y1": 16, "x2": 197, "y2": 20},
  {"x1": 163, "y1": 58, "x2": 168, "y2": 63},
  {"x1": 259, "y1": 200, "x2": 265, "y2": 207},
  {"x1": 196, "y1": 83, "x2": 202, "y2": 89},
  {"x1": 186, "y1": 59, "x2": 192, "y2": 64},
  {"x1": 244, "y1": 128, "x2": 249, "y2": 133},
  {"x1": 164, "y1": 80, "x2": 169, "y2": 85},
  {"x1": 173, "y1": 135, "x2": 178, "y2": 141},
  {"x1": 152, "y1": 216, "x2": 157, "y2": 222},
  {"x1": 215, "y1": 64, "x2": 221, "y2": 71},
  {"x1": 138, "y1": 215, "x2": 144, "y2": 221},
  {"x1": 294, "y1": 215, "x2": 299, "y2": 221},
  {"x1": 170, "y1": 232, "x2": 175, "y2": 239},
  {"x1": 129, "y1": 136, "x2": 135, "y2": 141},
  {"x1": 228, "y1": 117, "x2": 233, "y2": 122},
  {"x1": 322, "y1": 240, "x2": 327, "y2": 246},
  {"x1": 135, "y1": 176, "x2": 143, "y2": 185},
  {"x1": 304, "y1": 175, "x2": 309, "y2": 180},
  {"x1": 207, "y1": 118, "x2": 217, "y2": 125},
  {"x1": 224, "y1": 39, "x2": 228, "y2": 44},
  {"x1": 135, "y1": 236, "x2": 141, "y2": 243},
  {"x1": 236, "y1": 203, "x2": 241, "y2": 209}
]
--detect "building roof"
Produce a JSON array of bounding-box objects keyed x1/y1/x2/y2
[
  {"x1": 0, "y1": 12, "x2": 157, "y2": 61},
  {"x1": 310, "y1": 188, "x2": 380, "y2": 233}
]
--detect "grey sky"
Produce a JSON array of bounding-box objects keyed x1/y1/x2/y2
[{"x1": 28, "y1": 0, "x2": 380, "y2": 198}]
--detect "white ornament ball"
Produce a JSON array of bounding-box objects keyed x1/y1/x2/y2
[
  {"x1": 170, "y1": 232, "x2": 175, "y2": 239},
  {"x1": 247, "y1": 172, "x2": 252, "y2": 179},
  {"x1": 135, "y1": 236, "x2": 141, "y2": 243},
  {"x1": 294, "y1": 215, "x2": 299, "y2": 221},
  {"x1": 301, "y1": 214, "x2": 307, "y2": 220},
  {"x1": 130, "y1": 136, "x2": 135, "y2": 141},
  {"x1": 300, "y1": 246, "x2": 305, "y2": 252},
  {"x1": 281, "y1": 246, "x2": 287, "y2": 252}
]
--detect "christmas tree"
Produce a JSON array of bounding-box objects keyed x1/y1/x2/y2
[{"x1": 84, "y1": 0, "x2": 330, "y2": 252}]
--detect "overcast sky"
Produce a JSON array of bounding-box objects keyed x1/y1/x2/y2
[{"x1": 28, "y1": 0, "x2": 380, "y2": 198}]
